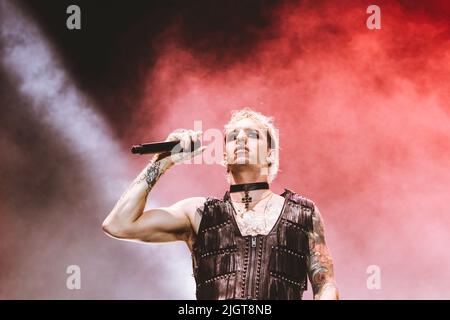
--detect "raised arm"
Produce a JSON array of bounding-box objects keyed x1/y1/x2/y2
[
  {"x1": 307, "y1": 205, "x2": 339, "y2": 300},
  {"x1": 102, "y1": 129, "x2": 205, "y2": 243}
]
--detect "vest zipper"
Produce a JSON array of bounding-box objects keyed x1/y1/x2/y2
[
  {"x1": 251, "y1": 236, "x2": 257, "y2": 248},
  {"x1": 245, "y1": 236, "x2": 257, "y2": 299}
]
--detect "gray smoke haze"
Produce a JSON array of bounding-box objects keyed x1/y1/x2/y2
[{"x1": 0, "y1": 0, "x2": 196, "y2": 299}]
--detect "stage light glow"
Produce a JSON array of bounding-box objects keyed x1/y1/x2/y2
[{"x1": 0, "y1": 0, "x2": 195, "y2": 299}]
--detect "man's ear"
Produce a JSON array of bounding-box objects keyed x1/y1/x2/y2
[
  {"x1": 266, "y1": 149, "x2": 275, "y2": 164},
  {"x1": 222, "y1": 152, "x2": 228, "y2": 167}
]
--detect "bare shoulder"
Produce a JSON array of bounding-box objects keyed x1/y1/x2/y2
[
  {"x1": 172, "y1": 196, "x2": 206, "y2": 235},
  {"x1": 173, "y1": 197, "x2": 206, "y2": 210},
  {"x1": 171, "y1": 196, "x2": 206, "y2": 211},
  {"x1": 173, "y1": 197, "x2": 206, "y2": 251}
]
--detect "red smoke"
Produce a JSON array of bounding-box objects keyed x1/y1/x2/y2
[{"x1": 128, "y1": 0, "x2": 450, "y2": 298}]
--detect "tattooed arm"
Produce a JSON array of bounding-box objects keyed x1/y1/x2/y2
[
  {"x1": 307, "y1": 205, "x2": 339, "y2": 300},
  {"x1": 102, "y1": 129, "x2": 205, "y2": 243}
]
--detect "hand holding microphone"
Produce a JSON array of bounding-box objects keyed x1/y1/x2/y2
[{"x1": 131, "y1": 129, "x2": 206, "y2": 165}]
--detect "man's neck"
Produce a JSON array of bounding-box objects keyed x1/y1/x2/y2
[
  {"x1": 229, "y1": 164, "x2": 268, "y2": 184},
  {"x1": 229, "y1": 166, "x2": 271, "y2": 204}
]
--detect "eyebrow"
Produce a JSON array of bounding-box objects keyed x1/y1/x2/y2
[
  {"x1": 227, "y1": 127, "x2": 262, "y2": 132},
  {"x1": 224, "y1": 127, "x2": 274, "y2": 147}
]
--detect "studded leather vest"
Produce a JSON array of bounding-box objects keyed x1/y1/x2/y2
[{"x1": 191, "y1": 189, "x2": 314, "y2": 300}]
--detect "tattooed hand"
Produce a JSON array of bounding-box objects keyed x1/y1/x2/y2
[{"x1": 307, "y1": 206, "x2": 339, "y2": 300}]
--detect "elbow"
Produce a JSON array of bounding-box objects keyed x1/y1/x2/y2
[
  {"x1": 101, "y1": 219, "x2": 113, "y2": 235},
  {"x1": 315, "y1": 282, "x2": 339, "y2": 300},
  {"x1": 102, "y1": 217, "x2": 128, "y2": 239},
  {"x1": 101, "y1": 219, "x2": 116, "y2": 237}
]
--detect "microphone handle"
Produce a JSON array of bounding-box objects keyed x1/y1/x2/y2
[{"x1": 130, "y1": 140, "x2": 200, "y2": 155}]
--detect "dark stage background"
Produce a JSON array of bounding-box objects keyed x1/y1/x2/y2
[{"x1": 0, "y1": 0, "x2": 449, "y2": 299}]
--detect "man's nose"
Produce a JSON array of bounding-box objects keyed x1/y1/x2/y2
[{"x1": 236, "y1": 129, "x2": 247, "y2": 142}]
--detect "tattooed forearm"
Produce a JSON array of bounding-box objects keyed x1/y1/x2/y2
[
  {"x1": 119, "y1": 156, "x2": 172, "y2": 201},
  {"x1": 307, "y1": 206, "x2": 339, "y2": 300},
  {"x1": 102, "y1": 155, "x2": 174, "y2": 238},
  {"x1": 144, "y1": 160, "x2": 163, "y2": 190}
]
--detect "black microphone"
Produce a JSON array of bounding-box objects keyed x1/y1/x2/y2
[{"x1": 130, "y1": 140, "x2": 201, "y2": 155}]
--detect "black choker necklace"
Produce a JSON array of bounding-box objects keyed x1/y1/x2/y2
[{"x1": 229, "y1": 182, "x2": 270, "y2": 210}]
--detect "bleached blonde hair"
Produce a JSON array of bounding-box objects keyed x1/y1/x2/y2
[{"x1": 224, "y1": 107, "x2": 280, "y2": 183}]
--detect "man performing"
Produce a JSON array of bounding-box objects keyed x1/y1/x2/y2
[{"x1": 102, "y1": 108, "x2": 339, "y2": 300}]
